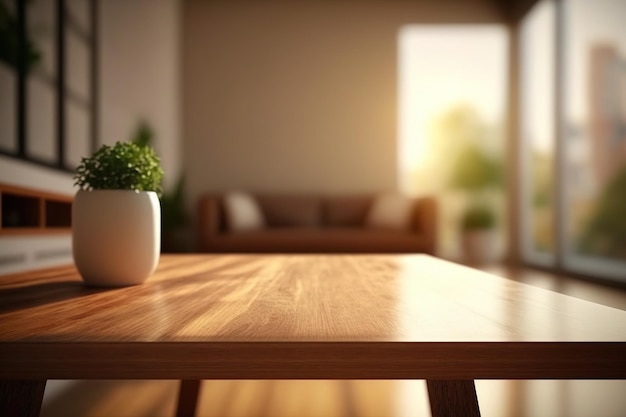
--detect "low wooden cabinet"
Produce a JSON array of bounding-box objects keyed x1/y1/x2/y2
[{"x1": 0, "y1": 183, "x2": 72, "y2": 235}]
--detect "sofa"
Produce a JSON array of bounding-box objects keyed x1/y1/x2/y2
[{"x1": 198, "y1": 192, "x2": 437, "y2": 254}]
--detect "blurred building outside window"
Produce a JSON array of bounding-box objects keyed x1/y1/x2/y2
[
  {"x1": 519, "y1": 0, "x2": 625, "y2": 281},
  {"x1": 561, "y1": 0, "x2": 626, "y2": 280}
]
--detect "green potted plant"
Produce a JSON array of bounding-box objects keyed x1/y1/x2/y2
[
  {"x1": 461, "y1": 203, "x2": 496, "y2": 231},
  {"x1": 73, "y1": 141, "x2": 164, "y2": 286},
  {"x1": 450, "y1": 144, "x2": 503, "y2": 264}
]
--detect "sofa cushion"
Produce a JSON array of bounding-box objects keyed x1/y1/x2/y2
[
  {"x1": 323, "y1": 195, "x2": 373, "y2": 227},
  {"x1": 256, "y1": 195, "x2": 322, "y2": 228},
  {"x1": 222, "y1": 191, "x2": 265, "y2": 232},
  {"x1": 366, "y1": 193, "x2": 413, "y2": 231}
]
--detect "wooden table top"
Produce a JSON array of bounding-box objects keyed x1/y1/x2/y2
[{"x1": 0, "y1": 254, "x2": 625, "y2": 380}]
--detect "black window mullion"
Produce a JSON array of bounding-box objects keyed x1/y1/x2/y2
[
  {"x1": 16, "y1": 0, "x2": 26, "y2": 158},
  {"x1": 90, "y1": 0, "x2": 99, "y2": 153},
  {"x1": 56, "y1": 0, "x2": 66, "y2": 168}
]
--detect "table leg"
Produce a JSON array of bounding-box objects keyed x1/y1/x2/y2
[
  {"x1": 0, "y1": 380, "x2": 47, "y2": 417},
  {"x1": 176, "y1": 379, "x2": 202, "y2": 417},
  {"x1": 426, "y1": 380, "x2": 481, "y2": 417}
]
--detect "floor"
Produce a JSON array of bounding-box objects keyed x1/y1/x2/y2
[{"x1": 40, "y1": 263, "x2": 626, "y2": 417}]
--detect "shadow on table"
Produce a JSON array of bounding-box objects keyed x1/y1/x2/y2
[{"x1": 0, "y1": 281, "x2": 115, "y2": 314}]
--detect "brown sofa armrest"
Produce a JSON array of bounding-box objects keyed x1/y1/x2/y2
[
  {"x1": 197, "y1": 195, "x2": 223, "y2": 252},
  {"x1": 412, "y1": 197, "x2": 438, "y2": 255}
]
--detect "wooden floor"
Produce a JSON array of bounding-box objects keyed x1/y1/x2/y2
[{"x1": 40, "y1": 263, "x2": 626, "y2": 417}]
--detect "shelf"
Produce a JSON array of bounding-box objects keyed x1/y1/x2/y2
[
  {"x1": 1, "y1": 194, "x2": 39, "y2": 228},
  {"x1": 45, "y1": 199, "x2": 72, "y2": 227},
  {"x1": 0, "y1": 183, "x2": 72, "y2": 235}
]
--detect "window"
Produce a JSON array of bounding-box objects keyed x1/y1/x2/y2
[
  {"x1": 398, "y1": 25, "x2": 508, "y2": 258},
  {"x1": 0, "y1": 0, "x2": 98, "y2": 172},
  {"x1": 519, "y1": 0, "x2": 626, "y2": 282}
]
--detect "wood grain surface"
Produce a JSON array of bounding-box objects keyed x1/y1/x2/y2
[{"x1": 0, "y1": 254, "x2": 625, "y2": 380}]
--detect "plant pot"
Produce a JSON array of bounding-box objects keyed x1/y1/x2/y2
[
  {"x1": 72, "y1": 190, "x2": 160, "y2": 286},
  {"x1": 461, "y1": 229, "x2": 496, "y2": 265}
]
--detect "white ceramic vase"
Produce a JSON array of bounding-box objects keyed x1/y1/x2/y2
[
  {"x1": 461, "y1": 229, "x2": 496, "y2": 265},
  {"x1": 72, "y1": 190, "x2": 161, "y2": 286}
]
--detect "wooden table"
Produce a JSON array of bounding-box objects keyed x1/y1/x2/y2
[{"x1": 1, "y1": 254, "x2": 625, "y2": 417}]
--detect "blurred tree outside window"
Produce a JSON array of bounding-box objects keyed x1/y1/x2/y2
[{"x1": 398, "y1": 26, "x2": 508, "y2": 260}]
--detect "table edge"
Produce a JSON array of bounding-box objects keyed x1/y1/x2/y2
[{"x1": 1, "y1": 341, "x2": 624, "y2": 380}]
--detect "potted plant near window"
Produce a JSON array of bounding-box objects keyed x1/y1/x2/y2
[
  {"x1": 450, "y1": 144, "x2": 503, "y2": 265},
  {"x1": 73, "y1": 141, "x2": 164, "y2": 286},
  {"x1": 460, "y1": 203, "x2": 497, "y2": 264}
]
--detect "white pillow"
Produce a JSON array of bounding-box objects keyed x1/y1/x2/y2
[
  {"x1": 366, "y1": 193, "x2": 413, "y2": 231},
  {"x1": 223, "y1": 191, "x2": 265, "y2": 232}
]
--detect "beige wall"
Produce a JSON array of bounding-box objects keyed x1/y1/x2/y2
[{"x1": 183, "y1": 0, "x2": 504, "y2": 205}]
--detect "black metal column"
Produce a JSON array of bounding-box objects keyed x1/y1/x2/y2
[
  {"x1": 56, "y1": 0, "x2": 66, "y2": 168},
  {"x1": 16, "y1": 0, "x2": 26, "y2": 158}
]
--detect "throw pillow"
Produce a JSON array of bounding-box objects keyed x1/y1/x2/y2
[
  {"x1": 366, "y1": 193, "x2": 413, "y2": 231},
  {"x1": 223, "y1": 191, "x2": 265, "y2": 232}
]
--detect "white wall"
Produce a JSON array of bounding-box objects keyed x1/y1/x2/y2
[{"x1": 183, "y1": 0, "x2": 503, "y2": 209}]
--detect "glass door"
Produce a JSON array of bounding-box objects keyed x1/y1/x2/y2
[
  {"x1": 520, "y1": 0, "x2": 626, "y2": 282},
  {"x1": 561, "y1": 0, "x2": 626, "y2": 281}
]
